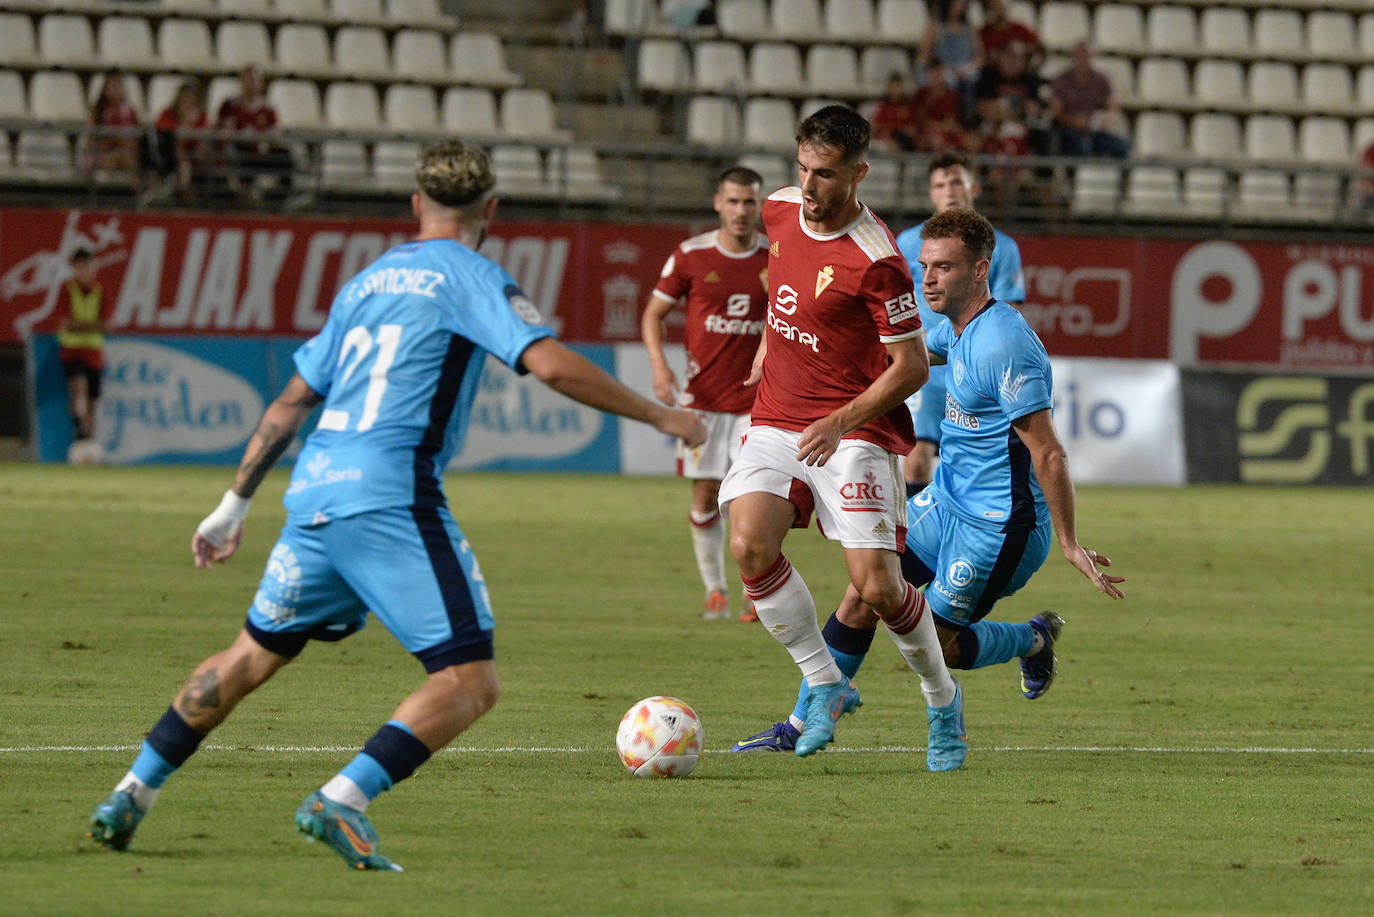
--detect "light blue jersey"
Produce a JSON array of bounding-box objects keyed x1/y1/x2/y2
[
  {"x1": 285, "y1": 239, "x2": 554, "y2": 525},
  {"x1": 896, "y1": 222, "x2": 1025, "y2": 444},
  {"x1": 925, "y1": 301, "x2": 1052, "y2": 534}
]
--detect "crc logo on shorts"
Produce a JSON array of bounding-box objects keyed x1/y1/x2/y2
[
  {"x1": 946, "y1": 557, "x2": 976, "y2": 589},
  {"x1": 839, "y1": 472, "x2": 885, "y2": 512},
  {"x1": 252, "y1": 543, "x2": 303, "y2": 624}
]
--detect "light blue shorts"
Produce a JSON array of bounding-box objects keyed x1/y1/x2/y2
[
  {"x1": 899, "y1": 488, "x2": 1051, "y2": 628},
  {"x1": 245, "y1": 505, "x2": 495, "y2": 672}
]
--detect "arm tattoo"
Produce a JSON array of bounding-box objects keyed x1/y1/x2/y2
[{"x1": 176, "y1": 668, "x2": 222, "y2": 719}]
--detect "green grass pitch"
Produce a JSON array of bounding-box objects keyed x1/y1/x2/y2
[{"x1": 1, "y1": 465, "x2": 1371, "y2": 915}]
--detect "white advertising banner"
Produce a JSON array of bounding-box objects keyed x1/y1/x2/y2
[{"x1": 614, "y1": 342, "x2": 686, "y2": 476}]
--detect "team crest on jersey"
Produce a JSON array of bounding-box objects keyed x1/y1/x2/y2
[
  {"x1": 769, "y1": 241, "x2": 780, "y2": 258},
  {"x1": 815, "y1": 265, "x2": 835, "y2": 298},
  {"x1": 705, "y1": 270, "x2": 720, "y2": 283}
]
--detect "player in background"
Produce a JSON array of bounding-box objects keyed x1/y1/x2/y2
[
  {"x1": 896, "y1": 150, "x2": 1025, "y2": 496},
  {"x1": 58, "y1": 248, "x2": 106, "y2": 448},
  {"x1": 88, "y1": 141, "x2": 706, "y2": 870},
  {"x1": 734, "y1": 209, "x2": 1122, "y2": 770},
  {"x1": 641, "y1": 167, "x2": 769, "y2": 622},
  {"x1": 717, "y1": 105, "x2": 958, "y2": 758}
]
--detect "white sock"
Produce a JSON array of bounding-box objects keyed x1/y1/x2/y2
[
  {"x1": 689, "y1": 509, "x2": 727, "y2": 595},
  {"x1": 743, "y1": 555, "x2": 841, "y2": 687},
  {"x1": 883, "y1": 584, "x2": 957, "y2": 708},
  {"x1": 115, "y1": 771, "x2": 159, "y2": 812},
  {"x1": 320, "y1": 775, "x2": 370, "y2": 812}
]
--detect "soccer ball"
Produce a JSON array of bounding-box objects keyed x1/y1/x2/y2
[
  {"x1": 615, "y1": 696, "x2": 704, "y2": 778},
  {"x1": 67, "y1": 439, "x2": 104, "y2": 466}
]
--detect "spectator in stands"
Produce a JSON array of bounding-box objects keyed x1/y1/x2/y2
[
  {"x1": 911, "y1": 59, "x2": 969, "y2": 152},
  {"x1": 58, "y1": 248, "x2": 105, "y2": 446},
  {"x1": 979, "y1": 0, "x2": 1044, "y2": 72},
  {"x1": 1048, "y1": 42, "x2": 1130, "y2": 159},
  {"x1": 85, "y1": 71, "x2": 143, "y2": 185},
  {"x1": 1360, "y1": 140, "x2": 1374, "y2": 213},
  {"x1": 974, "y1": 40, "x2": 1046, "y2": 158},
  {"x1": 867, "y1": 72, "x2": 921, "y2": 152},
  {"x1": 153, "y1": 81, "x2": 210, "y2": 202},
  {"x1": 216, "y1": 64, "x2": 293, "y2": 201},
  {"x1": 917, "y1": 0, "x2": 983, "y2": 116}
]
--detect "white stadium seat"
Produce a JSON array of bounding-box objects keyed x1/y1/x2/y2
[
  {"x1": 693, "y1": 41, "x2": 748, "y2": 93},
  {"x1": 806, "y1": 45, "x2": 862, "y2": 96},
  {"x1": 735, "y1": 152, "x2": 791, "y2": 193},
  {"x1": 324, "y1": 81, "x2": 383, "y2": 131},
  {"x1": 1254, "y1": 10, "x2": 1303, "y2": 58},
  {"x1": 1244, "y1": 115, "x2": 1297, "y2": 163},
  {"x1": 860, "y1": 47, "x2": 911, "y2": 93},
  {"x1": 499, "y1": 88, "x2": 571, "y2": 141},
  {"x1": 158, "y1": 19, "x2": 215, "y2": 70},
  {"x1": 769, "y1": 0, "x2": 823, "y2": 42},
  {"x1": 1095, "y1": 56, "x2": 1134, "y2": 101},
  {"x1": 1301, "y1": 65, "x2": 1353, "y2": 111},
  {"x1": 38, "y1": 14, "x2": 97, "y2": 66},
  {"x1": 373, "y1": 140, "x2": 422, "y2": 189},
  {"x1": 1361, "y1": 14, "x2": 1374, "y2": 58},
  {"x1": 267, "y1": 79, "x2": 323, "y2": 129},
  {"x1": 219, "y1": 0, "x2": 272, "y2": 15},
  {"x1": 604, "y1": 0, "x2": 659, "y2": 35},
  {"x1": 383, "y1": 84, "x2": 439, "y2": 133},
  {"x1": 1072, "y1": 164, "x2": 1120, "y2": 214},
  {"x1": 637, "y1": 38, "x2": 692, "y2": 92},
  {"x1": 1145, "y1": 5, "x2": 1197, "y2": 54},
  {"x1": 97, "y1": 17, "x2": 156, "y2": 70},
  {"x1": 743, "y1": 97, "x2": 797, "y2": 150},
  {"x1": 1182, "y1": 168, "x2": 1226, "y2": 216},
  {"x1": 749, "y1": 42, "x2": 804, "y2": 95},
  {"x1": 1199, "y1": 8, "x2": 1250, "y2": 55},
  {"x1": 333, "y1": 26, "x2": 391, "y2": 79},
  {"x1": 29, "y1": 71, "x2": 87, "y2": 122},
  {"x1": 491, "y1": 144, "x2": 552, "y2": 197},
  {"x1": 205, "y1": 76, "x2": 240, "y2": 118},
  {"x1": 276, "y1": 24, "x2": 332, "y2": 76},
  {"x1": 718, "y1": 0, "x2": 770, "y2": 40},
  {"x1": 546, "y1": 147, "x2": 620, "y2": 202},
  {"x1": 1235, "y1": 170, "x2": 1290, "y2": 219},
  {"x1": 16, "y1": 130, "x2": 75, "y2": 177},
  {"x1": 392, "y1": 29, "x2": 449, "y2": 81},
  {"x1": 824, "y1": 0, "x2": 879, "y2": 42},
  {"x1": 1193, "y1": 61, "x2": 1245, "y2": 107},
  {"x1": 441, "y1": 86, "x2": 500, "y2": 137},
  {"x1": 1248, "y1": 63, "x2": 1299, "y2": 109},
  {"x1": 1307, "y1": 11, "x2": 1356, "y2": 59},
  {"x1": 331, "y1": 0, "x2": 385, "y2": 19},
  {"x1": 321, "y1": 139, "x2": 369, "y2": 188},
  {"x1": 386, "y1": 0, "x2": 444, "y2": 22},
  {"x1": 1190, "y1": 113, "x2": 1242, "y2": 162},
  {"x1": 876, "y1": 0, "x2": 929, "y2": 43},
  {"x1": 1298, "y1": 117, "x2": 1350, "y2": 165},
  {"x1": 217, "y1": 21, "x2": 272, "y2": 70},
  {"x1": 686, "y1": 95, "x2": 742, "y2": 145},
  {"x1": 450, "y1": 32, "x2": 521, "y2": 88},
  {"x1": 87, "y1": 73, "x2": 146, "y2": 120},
  {"x1": 0, "y1": 14, "x2": 38, "y2": 67},
  {"x1": 1125, "y1": 166, "x2": 1180, "y2": 215},
  {"x1": 1136, "y1": 58, "x2": 1187, "y2": 107},
  {"x1": 1038, "y1": 3, "x2": 1091, "y2": 52},
  {"x1": 0, "y1": 70, "x2": 27, "y2": 120},
  {"x1": 1132, "y1": 111, "x2": 1186, "y2": 159},
  {"x1": 1092, "y1": 4, "x2": 1145, "y2": 57}
]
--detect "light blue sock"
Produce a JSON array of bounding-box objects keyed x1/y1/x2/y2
[
  {"x1": 130, "y1": 743, "x2": 177, "y2": 789},
  {"x1": 970, "y1": 620, "x2": 1036, "y2": 668}
]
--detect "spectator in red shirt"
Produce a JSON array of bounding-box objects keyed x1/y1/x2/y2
[
  {"x1": 974, "y1": 40, "x2": 1046, "y2": 157},
  {"x1": 1048, "y1": 42, "x2": 1130, "y2": 159},
  {"x1": 911, "y1": 60, "x2": 970, "y2": 152},
  {"x1": 85, "y1": 71, "x2": 142, "y2": 183},
  {"x1": 866, "y1": 72, "x2": 921, "y2": 152},
  {"x1": 216, "y1": 64, "x2": 294, "y2": 200},
  {"x1": 979, "y1": 0, "x2": 1044, "y2": 71},
  {"x1": 154, "y1": 81, "x2": 210, "y2": 201}
]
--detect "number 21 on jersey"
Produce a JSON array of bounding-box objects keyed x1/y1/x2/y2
[{"x1": 316, "y1": 324, "x2": 403, "y2": 433}]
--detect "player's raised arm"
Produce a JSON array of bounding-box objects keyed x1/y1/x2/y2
[
  {"x1": 1012, "y1": 408, "x2": 1124, "y2": 599},
  {"x1": 191, "y1": 373, "x2": 323, "y2": 569},
  {"x1": 520, "y1": 337, "x2": 706, "y2": 447}
]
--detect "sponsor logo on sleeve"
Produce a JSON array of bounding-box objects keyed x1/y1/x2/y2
[{"x1": 884, "y1": 291, "x2": 918, "y2": 324}]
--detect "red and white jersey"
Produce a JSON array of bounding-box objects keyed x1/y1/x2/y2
[
  {"x1": 752, "y1": 187, "x2": 921, "y2": 455},
  {"x1": 652, "y1": 229, "x2": 768, "y2": 415}
]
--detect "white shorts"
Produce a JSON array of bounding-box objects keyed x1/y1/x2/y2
[
  {"x1": 717, "y1": 425, "x2": 906, "y2": 550},
  {"x1": 678, "y1": 410, "x2": 751, "y2": 480}
]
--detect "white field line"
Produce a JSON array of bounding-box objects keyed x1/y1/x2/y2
[{"x1": 2, "y1": 744, "x2": 1372, "y2": 755}]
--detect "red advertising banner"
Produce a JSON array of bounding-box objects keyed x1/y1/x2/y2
[{"x1": 4, "y1": 207, "x2": 1372, "y2": 369}]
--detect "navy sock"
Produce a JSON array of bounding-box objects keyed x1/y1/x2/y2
[
  {"x1": 357, "y1": 720, "x2": 432, "y2": 791},
  {"x1": 132, "y1": 706, "x2": 205, "y2": 788}
]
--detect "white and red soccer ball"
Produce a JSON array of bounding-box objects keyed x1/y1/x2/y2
[{"x1": 615, "y1": 696, "x2": 704, "y2": 778}]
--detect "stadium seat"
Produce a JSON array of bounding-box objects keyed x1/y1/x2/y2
[
  {"x1": 491, "y1": 144, "x2": 552, "y2": 197},
  {"x1": 0, "y1": 132, "x2": 12, "y2": 174},
  {"x1": 220, "y1": 0, "x2": 272, "y2": 15},
  {"x1": 29, "y1": 71, "x2": 87, "y2": 123},
  {"x1": 736, "y1": 152, "x2": 792, "y2": 193},
  {"x1": 1136, "y1": 58, "x2": 1188, "y2": 107},
  {"x1": 717, "y1": 0, "x2": 770, "y2": 40},
  {"x1": 393, "y1": 29, "x2": 449, "y2": 81},
  {"x1": 862, "y1": 156, "x2": 903, "y2": 210},
  {"x1": 1124, "y1": 166, "x2": 1180, "y2": 215},
  {"x1": 441, "y1": 86, "x2": 500, "y2": 137},
  {"x1": 157, "y1": 19, "x2": 215, "y2": 70},
  {"x1": 324, "y1": 81, "x2": 383, "y2": 131},
  {"x1": 604, "y1": 0, "x2": 658, "y2": 35},
  {"x1": 1235, "y1": 170, "x2": 1290, "y2": 219},
  {"x1": 162, "y1": 0, "x2": 214, "y2": 10},
  {"x1": 267, "y1": 78, "x2": 323, "y2": 128},
  {"x1": 450, "y1": 32, "x2": 521, "y2": 88},
  {"x1": 743, "y1": 97, "x2": 798, "y2": 150},
  {"x1": 1189, "y1": 113, "x2": 1242, "y2": 162},
  {"x1": 334, "y1": 27, "x2": 391, "y2": 79},
  {"x1": 1359, "y1": 67, "x2": 1374, "y2": 109},
  {"x1": 331, "y1": 0, "x2": 385, "y2": 19},
  {"x1": 217, "y1": 21, "x2": 273, "y2": 71},
  {"x1": 1361, "y1": 14, "x2": 1374, "y2": 58},
  {"x1": 859, "y1": 47, "x2": 911, "y2": 93},
  {"x1": 1092, "y1": 4, "x2": 1145, "y2": 57},
  {"x1": 749, "y1": 43, "x2": 805, "y2": 95},
  {"x1": 1254, "y1": 10, "x2": 1303, "y2": 58},
  {"x1": 1298, "y1": 117, "x2": 1351, "y2": 165},
  {"x1": 37, "y1": 14, "x2": 96, "y2": 66},
  {"x1": 146, "y1": 75, "x2": 184, "y2": 120},
  {"x1": 276, "y1": 25, "x2": 332, "y2": 77},
  {"x1": 499, "y1": 88, "x2": 571, "y2": 142},
  {"x1": 824, "y1": 0, "x2": 879, "y2": 42},
  {"x1": 692, "y1": 41, "x2": 748, "y2": 93},
  {"x1": 320, "y1": 139, "x2": 370, "y2": 188},
  {"x1": 15, "y1": 129, "x2": 75, "y2": 177},
  {"x1": 1193, "y1": 61, "x2": 1245, "y2": 108},
  {"x1": 1249, "y1": 62, "x2": 1299, "y2": 110},
  {"x1": 876, "y1": 0, "x2": 929, "y2": 43},
  {"x1": 1307, "y1": 11, "x2": 1356, "y2": 60},
  {"x1": 0, "y1": 70, "x2": 27, "y2": 120},
  {"x1": 686, "y1": 95, "x2": 742, "y2": 145},
  {"x1": 1292, "y1": 172, "x2": 1342, "y2": 220},
  {"x1": 806, "y1": 45, "x2": 862, "y2": 96},
  {"x1": 1071, "y1": 163, "x2": 1120, "y2": 214},
  {"x1": 0, "y1": 13, "x2": 37, "y2": 67},
  {"x1": 1199, "y1": 8, "x2": 1250, "y2": 55},
  {"x1": 1038, "y1": 3, "x2": 1091, "y2": 53},
  {"x1": 546, "y1": 147, "x2": 621, "y2": 202},
  {"x1": 86, "y1": 73, "x2": 146, "y2": 120},
  {"x1": 1144, "y1": 6, "x2": 1197, "y2": 54},
  {"x1": 637, "y1": 38, "x2": 692, "y2": 92},
  {"x1": 769, "y1": 0, "x2": 823, "y2": 42},
  {"x1": 386, "y1": 0, "x2": 445, "y2": 22},
  {"x1": 373, "y1": 139, "x2": 422, "y2": 189},
  {"x1": 206, "y1": 76, "x2": 241, "y2": 119},
  {"x1": 1133, "y1": 111, "x2": 1186, "y2": 159},
  {"x1": 1182, "y1": 168, "x2": 1226, "y2": 216},
  {"x1": 1244, "y1": 115, "x2": 1297, "y2": 163},
  {"x1": 1094, "y1": 56, "x2": 1134, "y2": 102},
  {"x1": 97, "y1": 18, "x2": 156, "y2": 70},
  {"x1": 1301, "y1": 65, "x2": 1353, "y2": 112},
  {"x1": 1354, "y1": 119, "x2": 1374, "y2": 159},
  {"x1": 383, "y1": 84, "x2": 438, "y2": 133}
]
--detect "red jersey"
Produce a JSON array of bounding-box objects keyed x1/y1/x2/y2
[
  {"x1": 652, "y1": 230, "x2": 768, "y2": 414},
  {"x1": 753, "y1": 188, "x2": 921, "y2": 455},
  {"x1": 216, "y1": 96, "x2": 279, "y2": 133}
]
